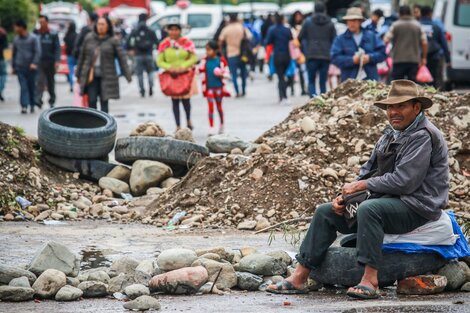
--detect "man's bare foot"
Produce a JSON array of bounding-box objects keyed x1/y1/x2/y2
[{"x1": 266, "y1": 263, "x2": 310, "y2": 292}]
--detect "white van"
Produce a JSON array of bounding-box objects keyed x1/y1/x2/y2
[
  {"x1": 433, "y1": 0, "x2": 470, "y2": 87},
  {"x1": 147, "y1": 4, "x2": 224, "y2": 58}
]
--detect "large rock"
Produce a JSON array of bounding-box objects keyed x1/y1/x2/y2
[
  {"x1": 134, "y1": 260, "x2": 156, "y2": 286},
  {"x1": 195, "y1": 247, "x2": 232, "y2": 262},
  {"x1": 108, "y1": 273, "x2": 135, "y2": 293},
  {"x1": 109, "y1": 256, "x2": 139, "y2": 277},
  {"x1": 206, "y1": 134, "x2": 250, "y2": 153},
  {"x1": 149, "y1": 266, "x2": 208, "y2": 294},
  {"x1": 32, "y1": 269, "x2": 67, "y2": 298},
  {"x1": 397, "y1": 275, "x2": 447, "y2": 295},
  {"x1": 437, "y1": 261, "x2": 467, "y2": 290},
  {"x1": 124, "y1": 283, "x2": 150, "y2": 300},
  {"x1": 130, "y1": 160, "x2": 173, "y2": 196},
  {"x1": 28, "y1": 241, "x2": 81, "y2": 277},
  {"x1": 87, "y1": 270, "x2": 110, "y2": 283},
  {"x1": 160, "y1": 177, "x2": 181, "y2": 189},
  {"x1": 0, "y1": 286, "x2": 35, "y2": 302},
  {"x1": 0, "y1": 265, "x2": 36, "y2": 285},
  {"x1": 123, "y1": 295, "x2": 161, "y2": 311},
  {"x1": 78, "y1": 281, "x2": 108, "y2": 297},
  {"x1": 8, "y1": 276, "x2": 31, "y2": 288},
  {"x1": 98, "y1": 177, "x2": 130, "y2": 195},
  {"x1": 156, "y1": 248, "x2": 197, "y2": 271},
  {"x1": 55, "y1": 285, "x2": 83, "y2": 301},
  {"x1": 236, "y1": 272, "x2": 263, "y2": 291},
  {"x1": 191, "y1": 258, "x2": 237, "y2": 289},
  {"x1": 77, "y1": 267, "x2": 110, "y2": 282},
  {"x1": 106, "y1": 165, "x2": 132, "y2": 183},
  {"x1": 237, "y1": 254, "x2": 287, "y2": 276},
  {"x1": 267, "y1": 251, "x2": 292, "y2": 268}
]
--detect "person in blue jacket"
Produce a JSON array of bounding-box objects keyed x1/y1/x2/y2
[{"x1": 331, "y1": 7, "x2": 386, "y2": 81}]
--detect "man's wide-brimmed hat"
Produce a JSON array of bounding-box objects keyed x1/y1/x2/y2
[
  {"x1": 342, "y1": 7, "x2": 365, "y2": 20},
  {"x1": 374, "y1": 80, "x2": 433, "y2": 110}
]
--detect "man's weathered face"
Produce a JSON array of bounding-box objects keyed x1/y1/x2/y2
[
  {"x1": 386, "y1": 100, "x2": 422, "y2": 130},
  {"x1": 346, "y1": 19, "x2": 362, "y2": 33}
]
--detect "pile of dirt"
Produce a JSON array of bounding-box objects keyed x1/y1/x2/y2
[{"x1": 142, "y1": 80, "x2": 470, "y2": 230}]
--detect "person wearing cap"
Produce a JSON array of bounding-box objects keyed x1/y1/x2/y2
[
  {"x1": 266, "y1": 79, "x2": 449, "y2": 300},
  {"x1": 331, "y1": 7, "x2": 386, "y2": 81}
]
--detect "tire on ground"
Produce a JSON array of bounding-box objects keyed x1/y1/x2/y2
[
  {"x1": 44, "y1": 153, "x2": 116, "y2": 182},
  {"x1": 114, "y1": 136, "x2": 209, "y2": 167},
  {"x1": 38, "y1": 107, "x2": 117, "y2": 159},
  {"x1": 309, "y1": 247, "x2": 448, "y2": 287}
]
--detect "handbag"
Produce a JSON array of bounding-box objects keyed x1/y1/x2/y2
[
  {"x1": 240, "y1": 29, "x2": 254, "y2": 64},
  {"x1": 159, "y1": 69, "x2": 195, "y2": 97}
]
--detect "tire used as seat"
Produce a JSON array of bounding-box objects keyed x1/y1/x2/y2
[
  {"x1": 115, "y1": 136, "x2": 209, "y2": 167},
  {"x1": 38, "y1": 107, "x2": 117, "y2": 159}
]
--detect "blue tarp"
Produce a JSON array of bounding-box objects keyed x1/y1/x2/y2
[{"x1": 382, "y1": 211, "x2": 470, "y2": 259}]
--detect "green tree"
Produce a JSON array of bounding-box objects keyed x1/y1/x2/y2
[{"x1": 0, "y1": 0, "x2": 37, "y2": 33}]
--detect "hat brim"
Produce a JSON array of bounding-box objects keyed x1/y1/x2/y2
[
  {"x1": 343, "y1": 15, "x2": 365, "y2": 21},
  {"x1": 374, "y1": 96, "x2": 433, "y2": 110},
  {"x1": 166, "y1": 23, "x2": 182, "y2": 30}
]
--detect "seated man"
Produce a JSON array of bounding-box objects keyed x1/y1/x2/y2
[{"x1": 267, "y1": 79, "x2": 449, "y2": 299}]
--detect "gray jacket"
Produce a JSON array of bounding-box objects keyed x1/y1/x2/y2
[
  {"x1": 12, "y1": 33, "x2": 41, "y2": 71},
  {"x1": 298, "y1": 13, "x2": 336, "y2": 60},
  {"x1": 360, "y1": 116, "x2": 449, "y2": 221}
]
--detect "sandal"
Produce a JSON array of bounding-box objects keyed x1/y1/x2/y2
[
  {"x1": 266, "y1": 280, "x2": 309, "y2": 295},
  {"x1": 346, "y1": 284, "x2": 380, "y2": 300}
]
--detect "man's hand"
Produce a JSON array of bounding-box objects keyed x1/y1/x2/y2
[
  {"x1": 362, "y1": 54, "x2": 370, "y2": 64},
  {"x1": 332, "y1": 195, "x2": 345, "y2": 216},
  {"x1": 353, "y1": 54, "x2": 360, "y2": 64},
  {"x1": 30, "y1": 64, "x2": 37, "y2": 70},
  {"x1": 419, "y1": 57, "x2": 427, "y2": 68},
  {"x1": 342, "y1": 180, "x2": 367, "y2": 196}
]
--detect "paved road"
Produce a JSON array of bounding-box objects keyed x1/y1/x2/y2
[{"x1": 0, "y1": 72, "x2": 308, "y2": 144}]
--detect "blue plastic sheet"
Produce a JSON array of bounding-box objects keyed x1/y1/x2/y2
[{"x1": 382, "y1": 211, "x2": 470, "y2": 259}]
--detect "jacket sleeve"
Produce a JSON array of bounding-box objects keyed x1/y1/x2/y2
[
  {"x1": 298, "y1": 21, "x2": 307, "y2": 42},
  {"x1": 435, "y1": 25, "x2": 450, "y2": 63},
  {"x1": 12, "y1": 41, "x2": 17, "y2": 70},
  {"x1": 330, "y1": 23, "x2": 337, "y2": 44},
  {"x1": 367, "y1": 133, "x2": 432, "y2": 195},
  {"x1": 156, "y1": 51, "x2": 171, "y2": 70},
  {"x1": 32, "y1": 36, "x2": 41, "y2": 66},
  {"x1": 368, "y1": 33, "x2": 386, "y2": 64},
  {"x1": 330, "y1": 36, "x2": 355, "y2": 68},
  {"x1": 265, "y1": 27, "x2": 273, "y2": 46},
  {"x1": 76, "y1": 37, "x2": 86, "y2": 79},
  {"x1": 181, "y1": 51, "x2": 198, "y2": 69},
  {"x1": 54, "y1": 33, "x2": 61, "y2": 62},
  {"x1": 114, "y1": 39, "x2": 132, "y2": 81}
]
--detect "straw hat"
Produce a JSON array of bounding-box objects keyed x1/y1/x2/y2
[
  {"x1": 374, "y1": 80, "x2": 433, "y2": 110},
  {"x1": 342, "y1": 7, "x2": 365, "y2": 20}
]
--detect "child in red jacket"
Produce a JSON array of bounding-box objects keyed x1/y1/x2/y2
[{"x1": 199, "y1": 40, "x2": 230, "y2": 135}]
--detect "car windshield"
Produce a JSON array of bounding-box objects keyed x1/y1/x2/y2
[
  {"x1": 151, "y1": 14, "x2": 181, "y2": 31},
  {"x1": 188, "y1": 14, "x2": 212, "y2": 28},
  {"x1": 455, "y1": 0, "x2": 470, "y2": 27}
]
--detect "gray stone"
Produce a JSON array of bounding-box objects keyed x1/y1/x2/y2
[
  {"x1": 206, "y1": 134, "x2": 250, "y2": 153},
  {"x1": 77, "y1": 267, "x2": 110, "y2": 282},
  {"x1": 66, "y1": 276, "x2": 80, "y2": 287},
  {"x1": 237, "y1": 254, "x2": 287, "y2": 276},
  {"x1": 130, "y1": 160, "x2": 173, "y2": 196},
  {"x1": 134, "y1": 260, "x2": 156, "y2": 286},
  {"x1": 123, "y1": 295, "x2": 161, "y2": 311},
  {"x1": 55, "y1": 285, "x2": 83, "y2": 301},
  {"x1": 461, "y1": 282, "x2": 470, "y2": 292},
  {"x1": 267, "y1": 251, "x2": 292, "y2": 267},
  {"x1": 109, "y1": 256, "x2": 139, "y2": 276},
  {"x1": 108, "y1": 273, "x2": 135, "y2": 293},
  {"x1": 198, "y1": 282, "x2": 214, "y2": 294},
  {"x1": 72, "y1": 196, "x2": 92, "y2": 210},
  {"x1": 0, "y1": 264, "x2": 37, "y2": 285},
  {"x1": 28, "y1": 241, "x2": 81, "y2": 277},
  {"x1": 8, "y1": 276, "x2": 30, "y2": 288},
  {"x1": 437, "y1": 261, "x2": 467, "y2": 290},
  {"x1": 459, "y1": 261, "x2": 470, "y2": 282},
  {"x1": 237, "y1": 220, "x2": 257, "y2": 230},
  {"x1": 124, "y1": 283, "x2": 150, "y2": 300},
  {"x1": 149, "y1": 266, "x2": 208, "y2": 294},
  {"x1": 146, "y1": 187, "x2": 165, "y2": 195},
  {"x1": 160, "y1": 177, "x2": 181, "y2": 189},
  {"x1": 0, "y1": 286, "x2": 35, "y2": 302},
  {"x1": 106, "y1": 166, "x2": 132, "y2": 183},
  {"x1": 300, "y1": 116, "x2": 315, "y2": 133},
  {"x1": 78, "y1": 281, "x2": 108, "y2": 298},
  {"x1": 236, "y1": 272, "x2": 263, "y2": 291},
  {"x1": 32, "y1": 269, "x2": 67, "y2": 299},
  {"x1": 98, "y1": 177, "x2": 130, "y2": 195},
  {"x1": 195, "y1": 247, "x2": 232, "y2": 261},
  {"x1": 87, "y1": 270, "x2": 110, "y2": 283},
  {"x1": 156, "y1": 248, "x2": 197, "y2": 271},
  {"x1": 191, "y1": 258, "x2": 237, "y2": 290}
]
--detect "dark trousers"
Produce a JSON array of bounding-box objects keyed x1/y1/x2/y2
[
  {"x1": 274, "y1": 53, "x2": 291, "y2": 101},
  {"x1": 227, "y1": 55, "x2": 247, "y2": 95},
  {"x1": 35, "y1": 62, "x2": 56, "y2": 106},
  {"x1": 427, "y1": 57, "x2": 441, "y2": 89},
  {"x1": 86, "y1": 77, "x2": 109, "y2": 113},
  {"x1": 296, "y1": 197, "x2": 429, "y2": 270},
  {"x1": 17, "y1": 68, "x2": 37, "y2": 109},
  {"x1": 135, "y1": 54, "x2": 155, "y2": 94},
  {"x1": 306, "y1": 58, "x2": 329, "y2": 96},
  {"x1": 171, "y1": 98, "x2": 191, "y2": 127},
  {"x1": 391, "y1": 62, "x2": 418, "y2": 82}
]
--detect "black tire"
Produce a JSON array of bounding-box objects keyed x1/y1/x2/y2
[
  {"x1": 44, "y1": 153, "x2": 116, "y2": 182},
  {"x1": 38, "y1": 107, "x2": 117, "y2": 159},
  {"x1": 309, "y1": 247, "x2": 448, "y2": 287},
  {"x1": 114, "y1": 136, "x2": 209, "y2": 167}
]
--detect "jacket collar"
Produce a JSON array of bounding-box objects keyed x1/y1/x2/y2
[{"x1": 344, "y1": 27, "x2": 364, "y2": 38}]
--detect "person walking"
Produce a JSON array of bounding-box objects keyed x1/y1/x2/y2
[
  {"x1": 199, "y1": 40, "x2": 230, "y2": 135},
  {"x1": 265, "y1": 13, "x2": 293, "y2": 105},
  {"x1": 218, "y1": 13, "x2": 252, "y2": 97},
  {"x1": 331, "y1": 7, "x2": 386, "y2": 81},
  {"x1": 127, "y1": 13, "x2": 159, "y2": 97},
  {"x1": 384, "y1": 5, "x2": 428, "y2": 82},
  {"x1": 73, "y1": 13, "x2": 98, "y2": 59},
  {"x1": 298, "y1": 2, "x2": 336, "y2": 96},
  {"x1": 64, "y1": 22, "x2": 78, "y2": 92},
  {"x1": 12, "y1": 19, "x2": 41, "y2": 114},
  {"x1": 157, "y1": 23, "x2": 198, "y2": 131},
  {"x1": 0, "y1": 23, "x2": 7, "y2": 102},
  {"x1": 363, "y1": 9, "x2": 384, "y2": 33},
  {"x1": 34, "y1": 15, "x2": 61, "y2": 109},
  {"x1": 76, "y1": 16, "x2": 132, "y2": 113},
  {"x1": 289, "y1": 10, "x2": 307, "y2": 96}
]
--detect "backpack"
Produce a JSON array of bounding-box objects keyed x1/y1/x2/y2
[
  {"x1": 421, "y1": 23, "x2": 441, "y2": 56},
  {"x1": 131, "y1": 27, "x2": 153, "y2": 52}
]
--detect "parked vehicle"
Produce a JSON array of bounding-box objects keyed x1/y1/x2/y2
[{"x1": 433, "y1": 0, "x2": 470, "y2": 88}]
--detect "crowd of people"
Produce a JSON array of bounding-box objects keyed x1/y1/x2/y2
[{"x1": 3, "y1": 3, "x2": 451, "y2": 131}]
